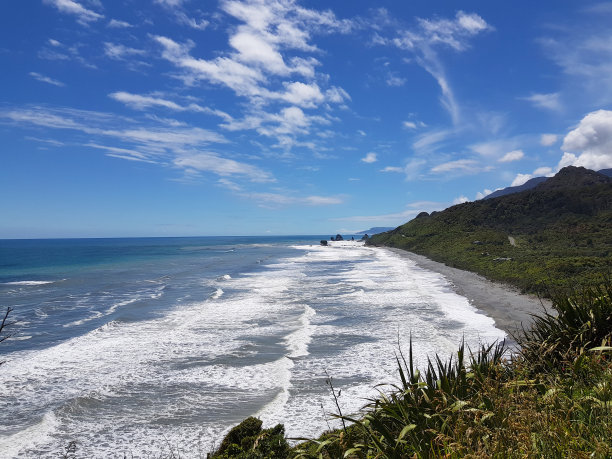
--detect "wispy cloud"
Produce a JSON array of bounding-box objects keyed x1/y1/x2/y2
[
  {"x1": 520, "y1": 92, "x2": 562, "y2": 111},
  {"x1": 107, "y1": 19, "x2": 133, "y2": 28},
  {"x1": 385, "y1": 11, "x2": 492, "y2": 125},
  {"x1": 380, "y1": 158, "x2": 426, "y2": 181},
  {"x1": 217, "y1": 179, "x2": 344, "y2": 206},
  {"x1": 498, "y1": 149, "x2": 524, "y2": 163},
  {"x1": 155, "y1": 0, "x2": 209, "y2": 30},
  {"x1": 103, "y1": 43, "x2": 146, "y2": 60},
  {"x1": 539, "y1": 14, "x2": 612, "y2": 104},
  {"x1": 43, "y1": 0, "x2": 103, "y2": 24},
  {"x1": 108, "y1": 91, "x2": 233, "y2": 121},
  {"x1": 174, "y1": 152, "x2": 273, "y2": 182},
  {"x1": 431, "y1": 158, "x2": 479, "y2": 173},
  {"x1": 29, "y1": 72, "x2": 65, "y2": 87},
  {"x1": 38, "y1": 40, "x2": 96, "y2": 69}
]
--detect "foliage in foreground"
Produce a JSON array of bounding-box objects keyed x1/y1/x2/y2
[
  {"x1": 216, "y1": 283, "x2": 612, "y2": 458},
  {"x1": 208, "y1": 417, "x2": 290, "y2": 458}
]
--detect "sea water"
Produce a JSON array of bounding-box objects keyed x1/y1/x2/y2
[{"x1": 0, "y1": 236, "x2": 505, "y2": 457}]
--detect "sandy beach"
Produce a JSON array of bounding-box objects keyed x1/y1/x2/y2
[{"x1": 385, "y1": 248, "x2": 551, "y2": 339}]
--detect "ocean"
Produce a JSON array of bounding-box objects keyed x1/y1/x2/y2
[{"x1": 0, "y1": 236, "x2": 505, "y2": 457}]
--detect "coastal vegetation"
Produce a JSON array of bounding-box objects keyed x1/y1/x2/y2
[{"x1": 368, "y1": 166, "x2": 612, "y2": 294}]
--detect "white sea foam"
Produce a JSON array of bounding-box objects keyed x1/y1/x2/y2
[
  {"x1": 0, "y1": 412, "x2": 60, "y2": 458},
  {"x1": 211, "y1": 288, "x2": 224, "y2": 299},
  {"x1": 2, "y1": 280, "x2": 55, "y2": 286},
  {"x1": 1, "y1": 241, "x2": 506, "y2": 456},
  {"x1": 284, "y1": 305, "x2": 316, "y2": 358}
]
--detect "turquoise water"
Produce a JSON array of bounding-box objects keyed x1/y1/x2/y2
[
  {"x1": 0, "y1": 236, "x2": 318, "y2": 352},
  {"x1": 0, "y1": 236, "x2": 505, "y2": 457}
]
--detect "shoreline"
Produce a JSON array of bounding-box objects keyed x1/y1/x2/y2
[{"x1": 384, "y1": 247, "x2": 550, "y2": 339}]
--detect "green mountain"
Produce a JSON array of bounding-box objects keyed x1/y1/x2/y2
[{"x1": 369, "y1": 166, "x2": 612, "y2": 293}]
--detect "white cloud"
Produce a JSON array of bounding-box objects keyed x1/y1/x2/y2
[
  {"x1": 521, "y1": 92, "x2": 562, "y2": 111},
  {"x1": 108, "y1": 19, "x2": 133, "y2": 28},
  {"x1": 498, "y1": 149, "x2": 524, "y2": 163},
  {"x1": 48, "y1": 39, "x2": 62, "y2": 47},
  {"x1": 469, "y1": 138, "x2": 524, "y2": 158},
  {"x1": 43, "y1": 0, "x2": 103, "y2": 24},
  {"x1": 361, "y1": 152, "x2": 377, "y2": 163},
  {"x1": 29, "y1": 72, "x2": 65, "y2": 87},
  {"x1": 558, "y1": 109, "x2": 612, "y2": 170},
  {"x1": 540, "y1": 133, "x2": 558, "y2": 146},
  {"x1": 431, "y1": 158, "x2": 478, "y2": 173},
  {"x1": 303, "y1": 195, "x2": 344, "y2": 205},
  {"x1": 533, "y1": 166, "x2": 553, "y2": 176},
  {"x1": 511, "y1": 173, "x2": 532, "y2": 187},
  {"x1": 155, "y1": 0, "x2": 184, "y2": 5},
  {"x1": 155, "y1": 35, "x2": 266, "y2": 97},
  {"x1": 402, "y1": 120, "x2": 426, "y2": 130},
  {"x1": 110, "y1": 92, "x2": 186, "y2": 111},
  {"x1": 381, "y1": 166, "x2": 404, "y2": 173},
  {"x1": 230, "y1": 31, "x2": 290, "y2": 74},
  {"x1": 152, "y1": 1, "x2": 352, "y2": 150},
  {"x1": 104, "y1": 43, "x2": 146, "y2": 60},
  {"x1": 452, "y1": 195, "x2": 469, "y2": 204},
  {"x1": 279, "y1": 81, "x2": 325, "y2": 107},
  {"x1": 475, "y1": 189, "x2": 493, "y2": 200}
]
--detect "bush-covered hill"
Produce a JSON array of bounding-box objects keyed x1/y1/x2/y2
[{"x1": 369, "y1": 166, "x2": 612, "y2": 293}]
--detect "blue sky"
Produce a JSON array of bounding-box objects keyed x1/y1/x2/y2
[{"x1": 2, "y1": 0, "x2": 612, "y2": 238}]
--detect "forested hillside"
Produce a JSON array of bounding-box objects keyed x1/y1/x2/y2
[{"x1": 369, "y1": 166, "x2": 612, "y2": 293}]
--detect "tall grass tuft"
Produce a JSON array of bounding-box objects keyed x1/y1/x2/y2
[{"x1": 517, "y1": 282, "x2": 612, "y2": 372}]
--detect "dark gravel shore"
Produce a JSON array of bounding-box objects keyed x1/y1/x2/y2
[{"x1": 385, "y1": 247, "x2": 551, "y2": 339}]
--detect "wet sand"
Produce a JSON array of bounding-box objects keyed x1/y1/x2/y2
[{"x1": 385, "y1": 248, "x2": 551, "y2": 338}]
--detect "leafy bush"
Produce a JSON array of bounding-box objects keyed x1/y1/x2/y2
[{"x1": 210, "y1": 417, "x2": 290, "y2": 458}]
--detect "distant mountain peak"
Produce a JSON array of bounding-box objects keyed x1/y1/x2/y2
[
  {"x1": 536, "y1": 166, "x2": 611, "y2": 190},
  {"x1": 484, "y1": 166, "x2": 612, "y2": 200}
]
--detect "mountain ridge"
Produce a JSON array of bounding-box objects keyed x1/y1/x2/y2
[{"x1": 484, "y1": 167, "x2": 612, "y2": 200}]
